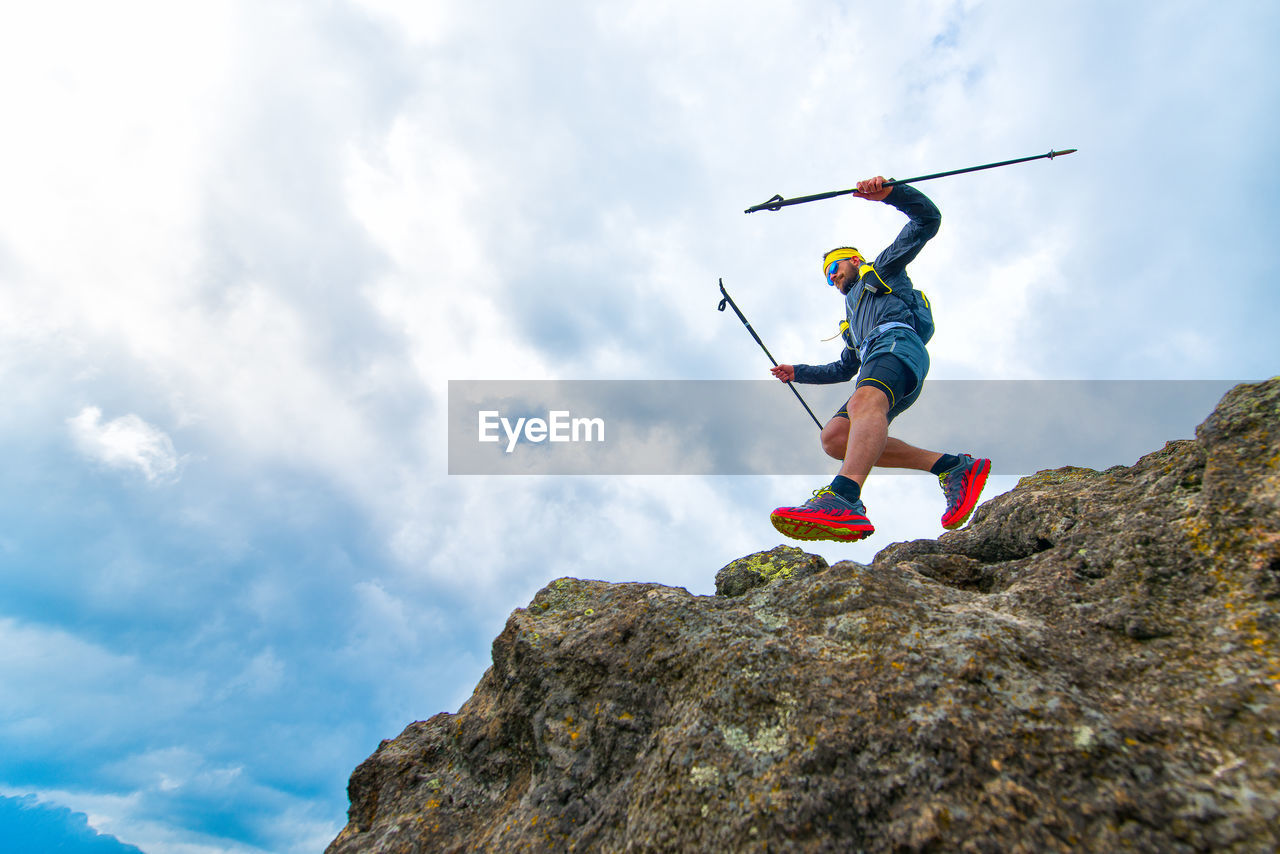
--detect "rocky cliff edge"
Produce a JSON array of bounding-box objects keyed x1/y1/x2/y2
[{"x1": 329, "y1": 378, "x2": 1280, "y2": 853}]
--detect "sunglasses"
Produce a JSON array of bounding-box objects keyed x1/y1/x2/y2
[
  {"x1": 825, "y1": 260, "x2": 840, "y2": 286},
  {"x1": 825, "y1": 257, "x2": 861, "y2": 286}
]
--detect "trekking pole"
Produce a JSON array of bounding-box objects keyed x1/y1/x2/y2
[
  {"x1": 744, "y1": 148, "x2": 1077, "y2": 214},
  {"x1": 718, "y1": 279, "x2": 824, "y2": 430}
]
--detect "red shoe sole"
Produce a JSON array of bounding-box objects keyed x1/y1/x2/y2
[
  {"x1": 771, "y1": 510, "x2": 875, "y2": 542},
  {"x1": 941, "y1": 458, "x2": 991, "y2": 530}
]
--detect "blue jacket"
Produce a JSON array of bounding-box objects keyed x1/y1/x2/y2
[{"x1": 794, "y1": 184, "x2": 940, "y2": 384}]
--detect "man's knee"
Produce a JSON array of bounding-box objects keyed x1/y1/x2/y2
[
  {"x1": 821, "y1": 418, "x2": 848, "y2": 460},
  {"x1": 850, "y1": 382, "x2": 892, "y2": 418}
]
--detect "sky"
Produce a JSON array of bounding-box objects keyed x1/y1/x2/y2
[{"x1": 0, "y1": 0, "x2": 1277, "y2": 851}]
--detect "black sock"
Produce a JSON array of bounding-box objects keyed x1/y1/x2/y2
[
  {"x1": 830, "y1": 475, "x2": 861, "y2": 503},
  {"x1": 930, "y1": 453, "x2": 962, "y2": 475}
]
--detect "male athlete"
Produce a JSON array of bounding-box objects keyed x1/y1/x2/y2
[{"x1": 769, "y1": 176, "x2": 990, "y2": 542}]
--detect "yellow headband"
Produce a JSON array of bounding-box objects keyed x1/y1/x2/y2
[{"x1": 821, "y1": 247, "x2": 862, "y2": 276}]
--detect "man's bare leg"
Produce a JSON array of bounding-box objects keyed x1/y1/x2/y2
[
  {"x1": 820, "y1": 390, "x2": 943, "y2": 475},
  {"x1": 813, "y1": 385, "x2": 991, "y2": 529},
  {"x1": 877, "y1": 437, "x2": 944, "y2": 471},
  {"x1": 837, "y1": 385, "x2": 890, "y2": 487}
]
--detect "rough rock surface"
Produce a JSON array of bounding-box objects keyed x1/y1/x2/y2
[{"x1": 328, "y1": 379, "x2": 1280, "y2": 853}]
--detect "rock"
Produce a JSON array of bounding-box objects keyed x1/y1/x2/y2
[
  {"x1": 328, "y1": 379, "x2": 1280, "y2": 853},
  {"x1": 715, "y1": 545, "x2": 830, "y2": 597}
]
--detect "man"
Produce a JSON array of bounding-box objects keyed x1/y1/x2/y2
[{"x1": 769, "y1": 176, "x2": 990, "y2": 543}]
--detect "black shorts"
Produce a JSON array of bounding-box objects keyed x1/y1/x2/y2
[{"x1": 831, "y1": 352, "x2": 923, "y2": 424}]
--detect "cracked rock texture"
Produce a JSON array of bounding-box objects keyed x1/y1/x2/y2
[{"x1": 328, "y1": 379, "x2": 1280, "y2": 853}]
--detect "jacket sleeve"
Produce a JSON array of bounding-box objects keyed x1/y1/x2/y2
[
  {"x1": 871, "y1": 184, "x2": 941, "y2": 278},
  {"x1": 793, "y1": 346, "x2": 860, "y2": 384}
]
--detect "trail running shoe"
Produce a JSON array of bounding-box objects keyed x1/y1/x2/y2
[
  {"x1": 938, "y1": 454, "x2": 991, "y2": 530},
  {"x1": 770, "y1": 487, "x2": 875, "y2": 542}
]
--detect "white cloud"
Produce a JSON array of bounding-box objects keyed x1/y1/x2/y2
[
  {"x1": 2, "y1": 783, "x2": 329, "y2": 854},
  {"x1": 67, "y1": 407, "x2": 182, "y2": 483},
  {"x1": 0, "y1": 617, "x2": 201, "y2": 750},
  {"x1": 348, "y1": 0, "x2": 457, "y2": 45},
  {"x1": 0, "y1": 615, "x2": 340, "y2": 853}
]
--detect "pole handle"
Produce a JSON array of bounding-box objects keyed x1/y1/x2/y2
[{"x1": 717, "y1": 279, "x2": 823, "y2": 429}]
